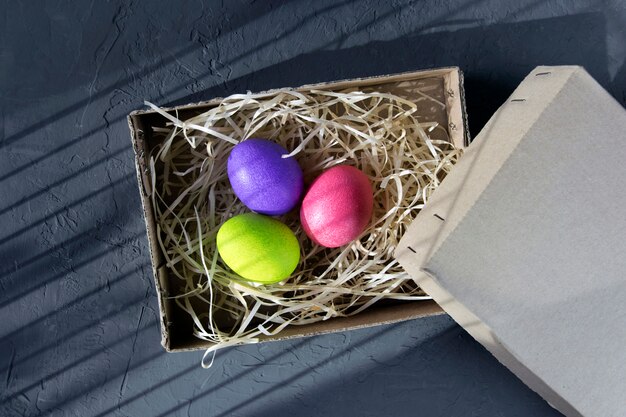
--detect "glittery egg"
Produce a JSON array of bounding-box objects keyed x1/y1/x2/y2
[
  {"x1": 300, "y1": 165, "x2": 373, "y2": 248},
  {"x1": 227, "y1": 138, "x2": 303, "y2": 215},
  {"x1": 216, "y1": 213, "x2": 300, "y2": 284}
]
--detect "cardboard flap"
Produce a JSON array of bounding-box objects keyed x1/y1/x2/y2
[{"x1": 397, "y1": 66, "x2": 626, "y2": 417}]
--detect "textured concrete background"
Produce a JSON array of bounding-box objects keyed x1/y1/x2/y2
[{"x1": 1, "y1": 1, "x2": 624, "y2": 416}]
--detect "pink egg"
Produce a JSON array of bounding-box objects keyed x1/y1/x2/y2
[{"x1": 300, "y1": 165, "x2": 373, "y2": 248}]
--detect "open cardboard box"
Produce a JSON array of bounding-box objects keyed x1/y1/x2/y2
[
  {"x1": 128, "y1": 67, "x2": 469, "y2": 352},
  {"x1": 130, "y1": 64, "x2": 625, "y2": 416},
  {"x1": 397, "y1": 66, "x2": 626, "y2": 417}
]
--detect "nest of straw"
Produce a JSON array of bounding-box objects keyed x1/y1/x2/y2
[{"x1": 145, "y1": 80, "x2": 462, "y2": 361}]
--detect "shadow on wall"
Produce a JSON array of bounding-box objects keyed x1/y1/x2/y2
[
  {"x1": 1, "y1": 0, "x2": 306, "y2": 101},
  {"x1": 0, "y1": 0, "x2": 343, "y2": 152},
  {"x1": 169, "y1": 12, "x2": 610, "y2": 138},
  {"x1": 0, "y1": 197, "x2": 162, "y2": 415},
  {"x1": 251, "y1": 322, "x2": 563, "y2": 417},
  {"x1": 97, "y1": 316, "x2": 561, "y2": 417},
  {"x1": 0, "y1": 161, "x2": 162, "y2": 414},
  {"x1": 612, "y1": 62, "x2": 626, "y2": 104}
]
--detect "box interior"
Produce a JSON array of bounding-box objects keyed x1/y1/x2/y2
[{"x1": 129, "y1": 67, "x2": 468, "y2": 351}]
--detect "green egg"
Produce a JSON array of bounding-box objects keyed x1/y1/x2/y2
[{"x1": 216, "y1": 213, "x2": 300, "y2": 284}]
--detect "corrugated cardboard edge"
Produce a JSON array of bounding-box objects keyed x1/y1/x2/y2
[
  {"x1": 396, "y1": 66, "x2": 587, "y2": 417},
  {"x1": 128, "y1": 67, "x2": 468, "y2": 352},
  {"x1": 127, "y1": 115, "x2": 172, "y2": 350},
  {"x1": 443, "y1": 68, "x2": 469, "y2": 148}
]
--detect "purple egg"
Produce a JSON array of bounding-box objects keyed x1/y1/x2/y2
[{"x1": 227, "y1": 138, "x2": 304, "y2": 215}]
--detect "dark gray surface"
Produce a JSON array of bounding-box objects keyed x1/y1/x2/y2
[{"x1": 0, "y1": 1, "x2": 623, "y2": 416}]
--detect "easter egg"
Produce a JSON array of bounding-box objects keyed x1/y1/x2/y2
[
  {"x1": 300, "y1": 165, "x2": 373, "y2": 248},
  {"x1": 216, "y1": 213, "x2": 300, "y2": 284},
  {"x1": 227, "y1": 138, "x2": 304, "y2": 215}
]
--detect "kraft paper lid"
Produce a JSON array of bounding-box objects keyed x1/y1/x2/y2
[{"x1": 396, "y1": 66, "x2": 626, "y2": 417}]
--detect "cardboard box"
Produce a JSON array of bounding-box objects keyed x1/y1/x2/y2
[
  {"x1": 128, "y1": 67, "x2": 468, "y2": 352},
  {"x1": 396, "y1": 66, "x2": 626, "y2": 417}
]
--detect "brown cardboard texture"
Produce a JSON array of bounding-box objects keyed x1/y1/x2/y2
[
  {"x1": 396, "y1": 66, "x2": 626, "y2": 417},
  {"x1": 128, "y1": 67, "x2": 468, "y2": 352}
]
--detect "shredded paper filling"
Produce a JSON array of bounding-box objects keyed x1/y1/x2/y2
[{"x1": 144, "y1": 83, "x2": 462, "y2": 366}]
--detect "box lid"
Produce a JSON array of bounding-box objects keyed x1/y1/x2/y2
[{"x1": 396, "y1": 66, "x2": 626, "y2": 417}]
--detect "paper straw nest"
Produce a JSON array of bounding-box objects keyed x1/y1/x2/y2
[{"x1": 145, "y1": 81, "x2": 462, "y2": 364}]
